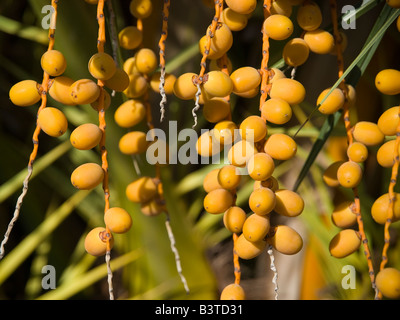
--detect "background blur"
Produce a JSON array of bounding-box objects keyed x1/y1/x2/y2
[{"x1": 0, "y1": 0, "x2": 399, "y2": 300}]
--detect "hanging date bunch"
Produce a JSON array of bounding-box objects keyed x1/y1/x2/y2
[
  {"x1": 169, "y1": 0, "x2": 310, "y2": 300},
  {"x1": 3, "y1": 0, "x2": 64, "y2": 260},
  {"x1": 321, "y1": 0, "x2": 400, "y2": 300},
  {"x1": 6, "y1": 0, "x2": 134, "y2": 300}
]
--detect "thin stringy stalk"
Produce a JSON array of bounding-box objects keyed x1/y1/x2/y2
[
  {"x1": 165, "y1": 213, "x2": 190, "y2": 294},
  {"x1": 290, "y1": 67, "x2": 297, "y2": 80},
  {"x1": 0, "y1": 0, "x2": 58, "y2": 261},
  {"x1": 267, "y1": 244, "x2": 278, "y2": 300},
  {"x1": 96, "y1": 0, "x2": 114, "y2": 300},
  {"x1": 131, "y1": 154, "x2": 142, "y2": 176},
  {"x1": 192, "y1": 0, "x2": 223, "y2": 128},
  {"x1": 143, "y1": 96, "x2": 189, "y2": 294},
  {"x1": 377, "y1": 105, "x2": 400, "y2": 299},
  {"x1": 329, "y1": 0, "x2": 377, "y2": 299},
  {"x1": 105, "y1": 249, "x2": 113, "y2": 299},
  {"x1": 192, "y1": 83, "x2": 202, "y2": 128},
  {"x1": 158, "y1": 0, "x2": 171, "y2": 122}
]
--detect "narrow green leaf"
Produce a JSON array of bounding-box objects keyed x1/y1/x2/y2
[
  {"x1": 0, "y1": 140, "x2": 72, "y2": 203},
  {"x1": 36, "y1": 249, "x2": 143, "y2": 300},
  {"x1": 293, "y1": 112, "x2": 342, "y2": 191},
  {"x1": 165, "y1": 42, "x2": 200, "y2": 74},
  {"x1": 24, "y1": 196, "x2": 58, "y2": 299},
  {"x1": 0, "y1": 190, "x2": 91, "y2": 285},
  {"x1": 292, "y1": 6, "x2": 400, "y2": 192},
  {"x1": 341, "y1": 0, "x2": 381, "y2": 25},
  {"x1": 0, "y1": 15, "x2": 48, "y2": 45}
]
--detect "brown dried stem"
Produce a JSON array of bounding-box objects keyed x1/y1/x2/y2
[
  {"x1": 158, "y1": 0, "x2": 171, "y2": 122},
  {"x1": 329, "y1": 0, "x2": 377, "y2": 299},
  {"x1": 377, "y1": 105, "x2": 400, "y2": 299},
  {"x1": 196, "y1": 0, "x2": 223, "y2": 83}
]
